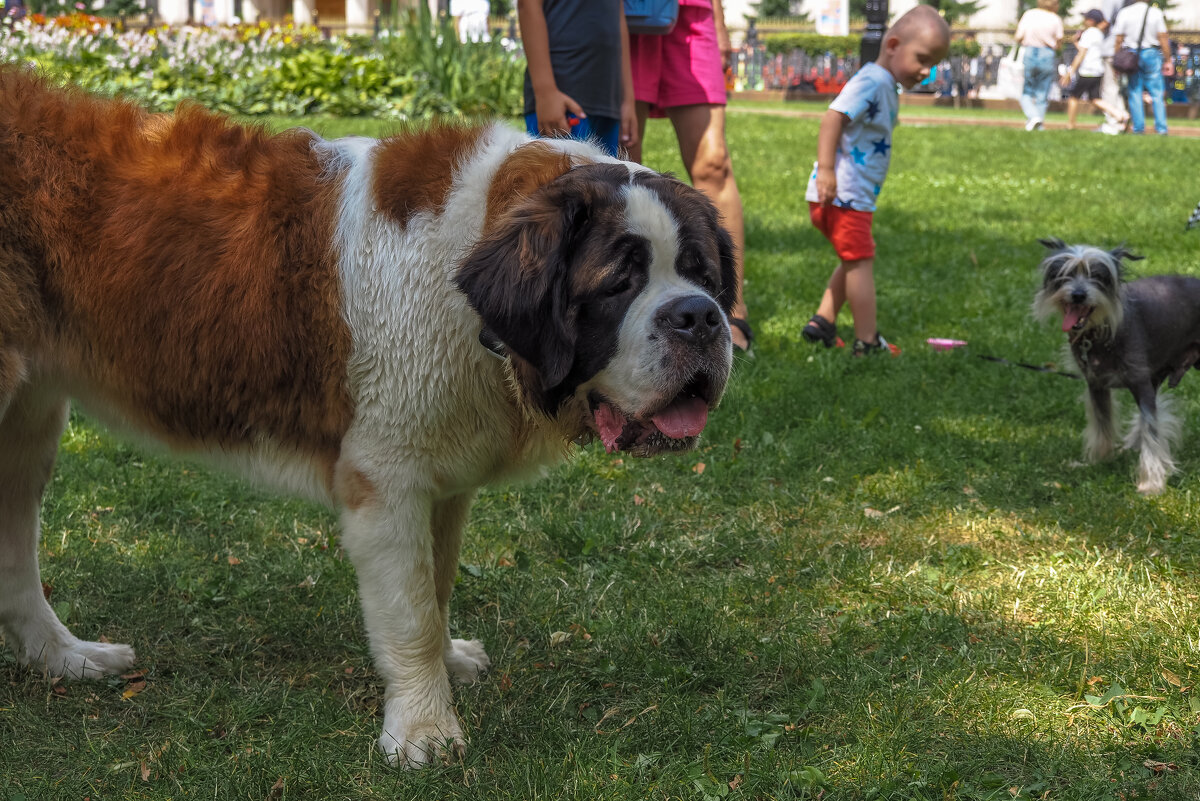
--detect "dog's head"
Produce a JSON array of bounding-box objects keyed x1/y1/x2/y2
[
  {"x1": 1032, "y1": 238, "x2": 1142, "y2": 338},
  {"x1": 456, "y1": 152, "x2": 735, "y2": 456}
]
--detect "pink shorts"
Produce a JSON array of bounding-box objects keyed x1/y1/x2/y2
[
  {"x1": 809, "y1": 203, "x2": 876, "y2": 261},
  {"x1": 630, "y1": 5, "x2": 728, "y2": 116}
]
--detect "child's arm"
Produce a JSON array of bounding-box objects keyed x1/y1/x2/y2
[
  {"x1": 517, "y1": 0, "x2": 585, "y2": 135},
  {"x1": 618, "y1": 1, "x2": 639, "y2": 150},
  {"x1": 814, "y1": 109, "x2": 848, "y2": 206}
]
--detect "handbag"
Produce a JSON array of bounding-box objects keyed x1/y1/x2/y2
[
  {"x1": 1112, "y1": 5, "x2": 1150, "y2": 75},
  {"x1": 997, "y1": 45, "x2": 1024, "y2": 100},
  {"x1": 625, "y1": 0, "x2": 678, "y2": 35}
]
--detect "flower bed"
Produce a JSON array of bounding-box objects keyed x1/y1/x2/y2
[{"x1": 0, "y1": 12, "x2": 525, "y2": 119}]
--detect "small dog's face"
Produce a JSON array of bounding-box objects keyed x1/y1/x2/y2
[{"x1": 1032, "y1": 238, "x2": 1141, "y2": 337}]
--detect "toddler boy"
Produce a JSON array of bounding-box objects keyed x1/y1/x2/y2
[{"x1": 801, "y1": 6, "x2": 950, "y2": 356}]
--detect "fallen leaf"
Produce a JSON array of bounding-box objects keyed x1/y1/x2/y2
[
  {"x1": 140, "y1": 762, "x2": 150, "y2": 782},
  {"x1": 633, "y1": 494, "x2": 645, "y2": 506},
  {"x1": 549, "y1": 631, "x2": 571, "y2": 648},
  {"x1": 1087, "y1": 676, "x2": 1105, "y2": 686},
  {"x1": 1162, "y1": 668, "x2": 1182, "y2": 687},
  {"x1": 266, "y1": 777, "x2": 285, "y2": 800},
  {"x1": 1144, "y1": 760, "x2": 1177, "y2": 773},
  {"x1": 41, "y1": 582, "x2": 53, "y2": 600},
  {"x1": 499, "y1": 673, "x2": 513, "y2": 692},
  {"x1": 729, "y1": 775, "x2": 743, "y2": 791},
  {"x1": 122, "y1": 680, "x2": 147, "y2": 700},
  {"x1": 864, "y1": 508, "x2": 884, "y2": 519},
  {"x1": 227, "y1": 556, "x2": 242, "y2": 566},
  {"x1": 120, "y1": 669, "x2": 147, "y2": 681},
  {"x1": 692, "y1": 462, "x2": 706, "y2": 475},
  {"x1": 296, "y1": 575, "x2": 317, "y2": 589}
]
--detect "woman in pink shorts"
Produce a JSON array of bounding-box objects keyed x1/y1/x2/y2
[{"x1": 626, "y1": 0, "x2": 752, "y2": 353}]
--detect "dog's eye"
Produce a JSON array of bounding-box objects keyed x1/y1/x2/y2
[{"x1": 605, "y1": 276, "x2": 632, "y2": 297}]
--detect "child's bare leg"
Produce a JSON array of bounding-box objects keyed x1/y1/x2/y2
[
  {"x1": 815, "y1": 262, "x2": 848, "y2": 323},
  {"x1": 843, "y1": 258, "x2": 877, "y2": 342},
  {"x1": 1066, "y1": 97, "x2": 1078, "y2": 129}
]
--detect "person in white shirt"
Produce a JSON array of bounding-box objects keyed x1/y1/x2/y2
[
  {"x1": 1113, "y1": 0, "x2": 1173, "y2": 135},
  {"x1": 1095, "y1": 0, "x2": 1128, "y2": 133},
  {"x1": 1014, "y1": 0, "x2": 1064, "y2": 131},
  {"x1": 1061, "y1": 9, "x2": 1128, "y2": 130}
]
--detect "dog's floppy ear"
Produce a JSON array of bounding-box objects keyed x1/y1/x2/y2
[
  {"x1": 455, "y1": 186, "x2": 591, "y2": 413},
  {"x1": 1110, "y1": 245, "x2": 1145, "y2": 263},
  {"x1": 1038, "y1": 237, "x2": 1067, "y2": 252}
]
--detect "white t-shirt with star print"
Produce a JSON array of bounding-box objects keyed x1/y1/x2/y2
[{"x1": 805, "y1": 62, "x2": 899, "y2": 213}]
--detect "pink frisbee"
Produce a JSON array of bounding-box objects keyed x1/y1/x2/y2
[{"x1": 927, "y1": 338, "x2": 968, "y2": 351}]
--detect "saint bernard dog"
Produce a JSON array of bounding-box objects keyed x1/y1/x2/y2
[{"x1": 0, "y1": 68, "x2": 735, "y2": 765}]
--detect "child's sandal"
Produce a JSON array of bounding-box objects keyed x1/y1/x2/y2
[
  {"x1": 801, "y1": 315, "x2": 843, "y2": 348},
  {"x1": 851, "y1": 333, "x2": 901, "y2": 357}
]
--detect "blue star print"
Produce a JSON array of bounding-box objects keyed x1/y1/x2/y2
[
  {"x1": 850, "y1": 146, "x2": 867, "y2": 165},
  {"x1": 865, "y1": 99, "x2": 881, "y2": 122},
  {"x1": 872, "y1": 138, "x2": 891, "y2": 156},
  {"x1": 834, "y1": 198, "x2": 855, "y2": 209}
]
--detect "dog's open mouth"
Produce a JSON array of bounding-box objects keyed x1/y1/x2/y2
[
  {"x1": 590, "y1": 375, "x2": 715, "y2": 455},
  {"x1": 1062, "y1": 303, "x2": 1092, "y2": 332}
]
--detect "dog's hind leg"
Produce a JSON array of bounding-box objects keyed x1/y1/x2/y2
[
  {"x1": 1123, "y1": 383, "x2": 1180, "y2": 495},
  {"x1": 1083, "y1": 384, "x2": 1118, "y2": 462},
  {"x1": 0, "y1": 382, "x2": 136, "y2": 678},
  {"x1": 432, "y1": 492, "x2": 490, "y2": 685}
]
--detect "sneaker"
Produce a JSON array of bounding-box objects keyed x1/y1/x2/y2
[
  {"x1": 801, "y1": 314, "x2": 844, "y2": 348},
  {"x1": 1024, "y1": 118, "x2": 1043, "y2": 132},
  {"x1": 852, "y1": 333, "x2": 901, "y2": 357}
]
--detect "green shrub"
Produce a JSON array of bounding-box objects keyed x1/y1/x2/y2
[
  {"x1": 0, "y1": 8, "x2": 525, "y2": 120},
  {"x1": 763, "y1": 32, "x2": 860, "y2": 58}
]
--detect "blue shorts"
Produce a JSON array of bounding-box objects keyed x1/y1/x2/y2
[{"x1": 524, "y1": 113, "x2": 620, "y2": 157}]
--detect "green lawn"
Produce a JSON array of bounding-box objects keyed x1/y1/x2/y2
[{"x1": 2, "y1": 111, "x2": 1199, "y2": 800}]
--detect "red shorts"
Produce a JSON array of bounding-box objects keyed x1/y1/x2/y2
[
  {"x1": 629, "y1": 5, "x2": 728, "y2": 117},
  {"x1": 809, "y1": 203, "x2": 875, "y2": 261}
]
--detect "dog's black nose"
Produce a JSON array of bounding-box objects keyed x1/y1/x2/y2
[
  {"x1": 1070, "y1": 288, "x2": 1088, "y2": 304},
  {"x1": 656, "y1": 294, "x2": 723, "y2": 344}
]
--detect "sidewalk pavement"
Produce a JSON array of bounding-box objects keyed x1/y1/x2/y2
[{"x1": 727, "y1": 104, "x2": 1200, "y2": 138}]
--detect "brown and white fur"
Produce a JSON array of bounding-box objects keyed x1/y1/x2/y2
[
  {"x1": 0, "y1": 68, "x2": 735, "y2": 765},
  {"x1": 1033, "y1": 238, "x2": 1200, "y2": 494}
]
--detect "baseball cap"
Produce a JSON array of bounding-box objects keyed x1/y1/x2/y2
[{"x1": 1083, "y1": 9, "x2": 1104, "y2": 23}]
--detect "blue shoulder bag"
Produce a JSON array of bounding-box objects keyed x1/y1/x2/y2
[{"x1": 625, "y1": 0, "x2": 679, "y2": 35}]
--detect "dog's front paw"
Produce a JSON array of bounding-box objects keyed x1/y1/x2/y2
[
  {"x1": 444, "y1": 638, "x2": 490, "y2": 684},
  {"x1": 378, "y1": 698, "x2": 466, "y2": 768},
  {"x1": 21, "y1": 637, "x2": 136, "y2": 680}
]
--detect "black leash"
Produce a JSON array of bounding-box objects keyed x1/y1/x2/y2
[{"x1": 976, "y1": 354, "x2": 1081, "y2": 380}]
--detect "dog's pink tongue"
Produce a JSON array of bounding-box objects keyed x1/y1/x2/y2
[
  {"x1": 594, "y1": 403, "x2": 627, "y2": 453},
  {"x1": 651, "y1": 396, "x2": 709, "y2": 440},
  {"x1": 1062, "y1": 305, "x2": 1085, "y2": 332}
]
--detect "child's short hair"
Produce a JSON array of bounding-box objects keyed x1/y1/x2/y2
[{"x1": 1036, "y1": 0, "x2": 1059, "y2": 10}]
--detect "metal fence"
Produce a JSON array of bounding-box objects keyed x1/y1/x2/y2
[{"x1": 733, "y1": 33, "x2": 1200, "y2": 106}]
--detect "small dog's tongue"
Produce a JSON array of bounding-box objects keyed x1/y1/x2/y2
[
  {"x1": 1062, "y1": 305, "x2": 1086, "y2": 332},
  {"x1": 651, "y1": 396, "x2": 709, "y2": 440},
  {"x1": 594, "y1": 403, "x2": 626, "y2": 453}
]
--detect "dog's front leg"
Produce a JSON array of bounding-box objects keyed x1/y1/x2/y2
[
  {"x1": 1124, "y1": 382, "x2": 1178, "y2": 495},
  {"x1": 341, "y1": 491, "x2": 465, "y2": 766},
  {"x1": 1083, "y1": 383, "x2": 1117, "y2": 462}
]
